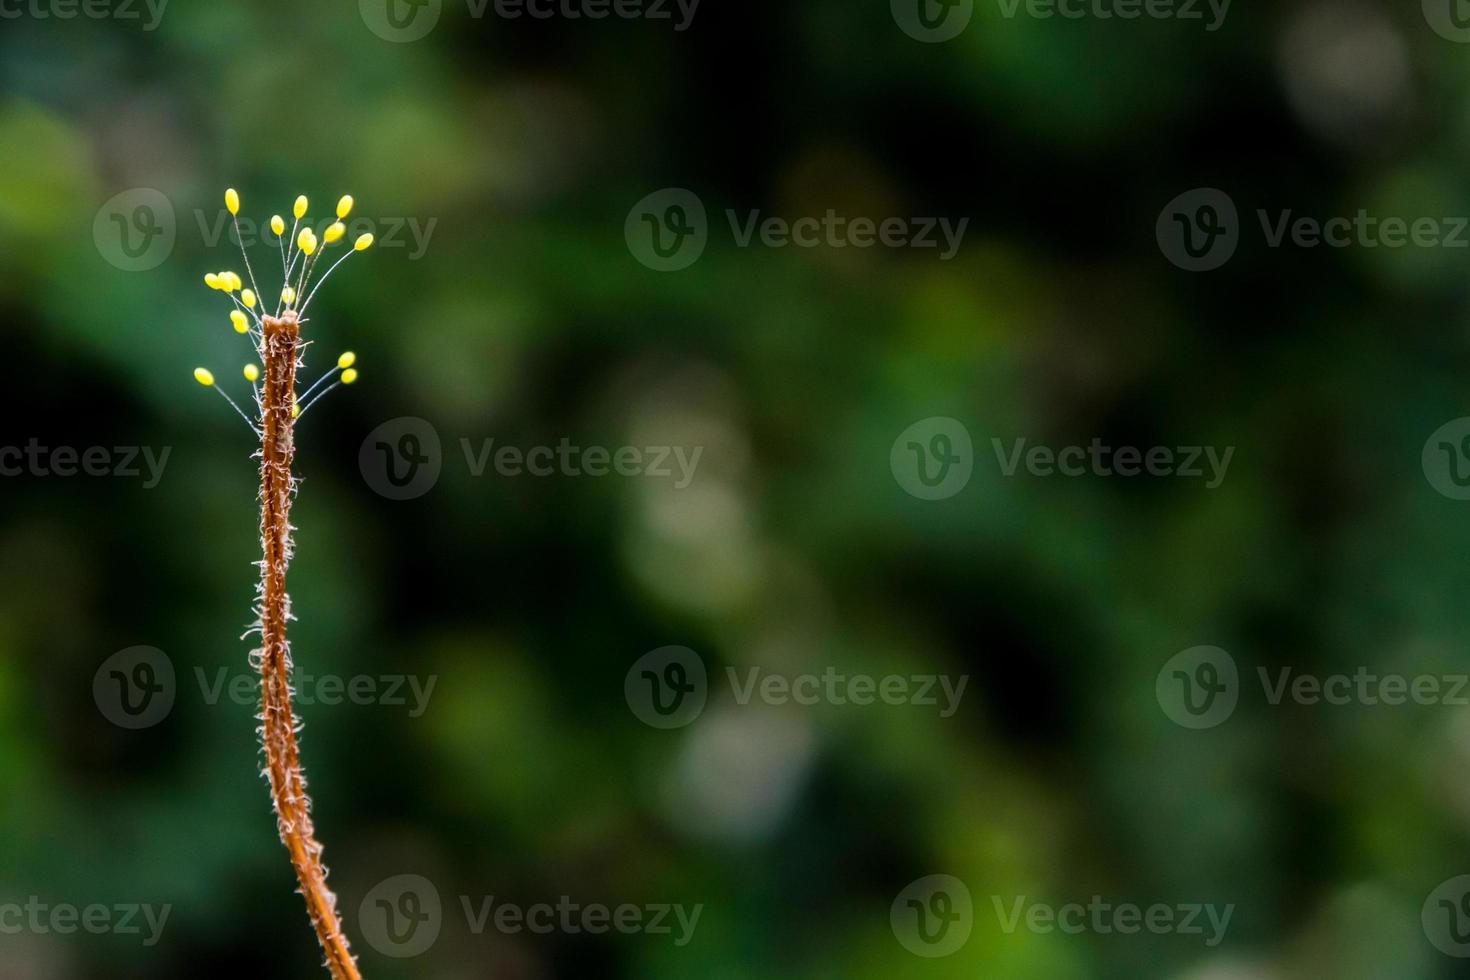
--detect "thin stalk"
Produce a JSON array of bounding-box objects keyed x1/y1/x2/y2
[{"x1": 257, "y1": 313, "x2": 362, "y2": 980}]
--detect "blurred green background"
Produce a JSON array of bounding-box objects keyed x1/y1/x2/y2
[{"x1": 5, "y1": 0, "x2": 1470, "y2": 977}]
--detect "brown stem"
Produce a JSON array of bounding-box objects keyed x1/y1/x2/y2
[{"x1": 257, "y1": 312, "x2": 363, "y2": 980}]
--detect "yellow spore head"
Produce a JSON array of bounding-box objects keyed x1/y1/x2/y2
[
  {"x1": 225, "y1": 188, "x2": 240, "y2": 216},
  {"x1": 193, "y1": 367, "x2": 215, "y2": 386}
]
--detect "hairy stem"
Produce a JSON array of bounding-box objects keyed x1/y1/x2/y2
[{"x1": 257, "y1": 312, "x2": 362, "y2": 980}]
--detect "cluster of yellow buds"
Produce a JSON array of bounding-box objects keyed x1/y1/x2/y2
[{"x1": 193, "y1": 188, "x2": 372, "y2": 427}]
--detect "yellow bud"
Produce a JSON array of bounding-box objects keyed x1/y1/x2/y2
[
  {"x1": 324, "y1": 221, "x2": 346, "y2": 245},
  {"x1": 291, "y1": 402, "x2": 301, "y2": 419},
  {"x1": 193, "y1": 367, "x2": 215, "y2": 387},
  {"x1": 242, "y1": 289, "x2": 256, "y2": 309},
  {"x1": 204, "y1": 272, "x2": 222, "y2": 290},
  {"x1": 298, "y1": 229, "x2": 317, "y2": 256},
  {"x1": 271, "y1": 215, "x2": 285, "y2": 237},
  {"x1": 293, "y1": 195, "x2": 308, "y2": 219},
  {"x1": 244, "y1": 364, "x2": 260, "y2": 383},
  {"x1": 230, "y1": 310, "x2": 249, "y2": 334},
  {"x1": 341, "y1": 368, "x2": 359, "y2": 385},
  {"x1": 336, "y1": 195, "x2": 354, "y2": 219},
  {"x1": 225, "y1": 188, "x2": 240, "y2": 216},
  {"x1": 354, "y1": 233, "x2": 374, "y2": 251},
  {"x1": 281, "y1": 286, "x2": 296, "y2": 306},
  {"x1": 221, "y1": 272, "x2": 240, "y2": 292},
  {"x1": 337, "y1": 351, "x2": 356, "y2": 369}
]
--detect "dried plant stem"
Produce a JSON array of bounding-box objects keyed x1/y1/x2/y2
[{"x1": 257, "y1": 313, "x2": 363, "y2": 980}]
